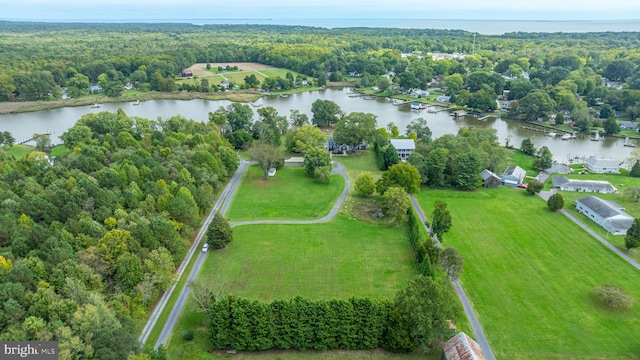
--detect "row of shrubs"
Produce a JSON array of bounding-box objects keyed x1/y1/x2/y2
[
  {"x1": 407, "y1": 207, "x2": 440, "y2": 278},
  {"x1": 209, "y1": 296, "x2": 391, "y2": 351}
]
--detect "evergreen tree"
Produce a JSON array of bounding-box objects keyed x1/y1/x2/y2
[{"x1": 624, "y1": 219, "x2": 640, "y2": 250}]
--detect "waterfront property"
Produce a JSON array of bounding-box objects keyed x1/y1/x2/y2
[
  {"x1": 389, "y1": 138, "x2": 415, "y2": 161},
  {"x1": 584, "y1": 156, "x2": 620, "y2": 173},
  {"x1": 500, "y1": 165, "x2": 527, "y2": 187},
  {"x1": 575, "y1": 195, "x2": 633, "y2": 235},
  {"x1": 325, "y1": 135, "x2": 368, "y2": 154},
  {"x1": 552, "y1": 176, "x2": 617, "y2": 193}
]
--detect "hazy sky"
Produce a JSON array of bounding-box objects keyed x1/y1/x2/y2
[{"x1": 2, "y1": 0, "x2": 639, "y2": 21}]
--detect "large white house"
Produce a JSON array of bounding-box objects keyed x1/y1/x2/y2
[
  {"x1": 584, "y1": 156, "x2": 620, "y2": 173},
  {"x1": 500, "y1": 165, "x2": 527, "y2": 187},
  {"x1": 575, "y1": 196, "x2": 634, "y2": 235},
  {"x1": 389, "y1": 139, "x2": 416, "y2": 161}
]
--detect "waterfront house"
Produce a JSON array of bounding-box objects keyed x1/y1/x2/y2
[
  {"x1": 500, "y1": 166, "x2": 527, "y2": 187},
  {"x1": 436, "y1": 95, "x2": 451, "y2": 103},
  {"x1": 389, "y1": 139, "x2": 415, "y2": 161},
  {"x1": 552, "y1": 176, "x2": 617, "y2": 193},
  {"x1": 480, "y1": 169, "x2": 502, "y2": 188},
  {"x1": 584, "y1": 156, "x2": 619, "y2": 173},
  {"x1": 575, "y1": 196, "x2": 633, "y2": 235}
]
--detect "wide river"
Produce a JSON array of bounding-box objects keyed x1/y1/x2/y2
[{"x1": 0, "y1": 88, "x2": 635, "y2": 166}]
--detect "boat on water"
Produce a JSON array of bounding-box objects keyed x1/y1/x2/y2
[
  {"x1": 547, "y1": 132, "x2": 557, "y2": 137},
  {"x1": 561, "y1": 133, "x2": 572, "y2": 140},
  {"x1": 591, "y1": 131, "x2": 601, "y2": 141},
  {"x1": 410, "y1": 101, "x2": 427, "y2": 110},
  {"x1": 279, "y1": 94, "x2": 289, "y2": 98},
  {"x1": 90, "y1": 103, "x2": 100, "y2": 108},
  {"x1": 132, "y1": 100, "x2": 140, "y2": 105}
]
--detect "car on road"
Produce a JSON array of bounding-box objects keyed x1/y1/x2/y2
[{"x1": 202, "y1": 243, "x2": 209, "y2": 252}]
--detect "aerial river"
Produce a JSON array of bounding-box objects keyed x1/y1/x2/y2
[{"x1": 0, "y1": 88, "x2": 635, "y2": 166}]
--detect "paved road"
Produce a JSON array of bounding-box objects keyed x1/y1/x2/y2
[
  {"x1": 539, "y1": 190, "x2": 640, "y2": 271},
  {"x1": 142, "y1": 160, "x2": 250, "y2": 349},
  {"x1": 409, "y1": 195, "x2": 497, "y2": 360},
  {"x1": 151, "y1": 161, "x2": 349, "y2": 349}
]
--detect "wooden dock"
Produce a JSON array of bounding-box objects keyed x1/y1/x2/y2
[
  {"x1": 477, "y1": 115, "x2": 491, "y2": 121},
  {"x1": 16, "y1": 132, "x2": 51, "y2": 145}
]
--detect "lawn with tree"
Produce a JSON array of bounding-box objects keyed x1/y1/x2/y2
[{"x1": 415, "y1": 187, "x2": 640, "y2": 359}]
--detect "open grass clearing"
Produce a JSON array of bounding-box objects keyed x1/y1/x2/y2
[
  {"x1": 168, "y1": 215, "x2": 420, "y2": 358},
  {"x1": 415, "y1": 187, "x2": 640, "y2": 359},
  {"x1": 3, "y1": 144, "x2": 35, "y2": 159},
  {"x1": 225, "y1": 165, "x2": 345, "y2": 221}
]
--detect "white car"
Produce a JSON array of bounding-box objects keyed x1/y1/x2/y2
[{"x1": 202, "y1": 243, "x2": 209, "y2": 252}]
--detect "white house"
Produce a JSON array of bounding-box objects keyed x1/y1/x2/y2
[
  {"x1": 575, "y1": 196, "x2": 634, "y2": 235},
  {"x1": 584, "y1": 156, "x2": 620, "y2": 173},
  {"x1": 389, "y1": 139, "x2": 416, "y2": 161},
  {"x1": 500, "y1": 166, "x2": 527, "y2": 187},
  {"x1": 552, "y1": 176, "x2": 617, "y2": 193}
]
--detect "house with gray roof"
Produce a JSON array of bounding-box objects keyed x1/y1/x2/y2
[
  {"x1": 575, "y1": 196, "x2": 634, "y2": 235},
  {"x1": 389, "y1": 139, "x2": 415, "y2": 161},
  {"x1": 500, "y1": 165, "x2": 527, "y2": 187},
  {"x1": 584, "y1": 156, "x2": 620, "y2": 173},
  {"x1": 480, "y1": 169, "x2": 502, "y2": 188},
  {"x1": 442, "y1": 332, "x2": 486, "y2": 360},
  {"x1": 552, "y1": 176, "x2": 617, "y2": 194}
]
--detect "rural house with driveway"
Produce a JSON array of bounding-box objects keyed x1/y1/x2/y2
[{"x1": 575, "y1": 196, "x2": 634, "y2": 235}]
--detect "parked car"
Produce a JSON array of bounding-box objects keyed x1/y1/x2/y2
[{"x1": 202, "y1": 243, "x2": 209, "y2": 252}]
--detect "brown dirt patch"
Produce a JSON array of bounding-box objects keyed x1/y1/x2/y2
[{"x1": 186, "y1": 62, "x2": 277, "y2": 76}]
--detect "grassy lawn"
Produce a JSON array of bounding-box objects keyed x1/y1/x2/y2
[
  {"x1": 415, "y1": 187, "x2": 640, "y2": 359},
  {"x1": 223, "y1": 71, "x2": 267, "y2": 85},
  {"x1": 225, "y1": 165, "x2": 345, "y2": 221},
  {"x1": 3, "y1": 144, "x2": 34, "y2": 159},
  {"x1": 168, "y1": 215, "x2": 420, "y2": 359},
  {"x1": 49, "y1": 145, "x2": 69, "y2": 157},
  {"x1": 260, "y1": 69, "x2": 304, "y2": 79}
]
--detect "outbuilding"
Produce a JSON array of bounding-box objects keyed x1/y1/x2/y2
[{"x1": 575, "y1": 195, "x2": 633, "y2": 235}]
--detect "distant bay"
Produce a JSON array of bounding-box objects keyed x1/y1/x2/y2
[{"x1": 9, "y1": 18, "x2": 638, "y2": 35}]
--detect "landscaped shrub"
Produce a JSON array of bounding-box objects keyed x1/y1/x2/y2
[
  {"x1": 595, "y1": 285, "x2": 634, "y2": 310},
  {"x1": 182, "y1": 329, "x2": 194, "y2": 341}
]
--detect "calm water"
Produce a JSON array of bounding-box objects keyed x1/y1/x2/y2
[{"x1": 0, "y1": 88, "x2": 635, "y2": 166}]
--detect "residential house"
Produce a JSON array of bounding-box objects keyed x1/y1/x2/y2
[
  {"x1": 584, "y1": 156, "x2": 620, "y2": 173},
  {"x1": 220, "y1": 81, "x2": 230, "y2": 90},
  {"x1": 89, "y1": 85, "x2": 103, "y2": 93},
  {"x1": 410, "y1": 90, "x2": 429, "y2": 98},
  {"x1": 575, "y1": 196, "x2": 634, "y2": 235},
  {"x1": 442, "y1": 332, "x2": 486, "y2": 360},
  {"x1": 500, "y1": 166, "x2": 527, "y2": 187},
  {"x1": 620, "y1": 121, "x2": 639, "y2": 131},
  {"x1": 552, "y1": 176, "x2": 617, "y2": 193},
  {"x1": 436, "y1": 95, "x2": 451, "y2": 103},
  {"x1": 480, "y1": 169, "x2": 502, "y2": 188},
  {"x1": 325, "y1": 135, "x2": 367, "y2": 154},
  {"x1": 348, "y1": 71, "x2": 360, "y2": 77},
  {"x1": 389, "y1": 139, "x2": 415, "y2": 161},
  {"x1": 181, "y1": 69, "x2": 193, "y2": 77}
]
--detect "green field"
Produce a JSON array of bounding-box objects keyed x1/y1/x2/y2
[
  {"x1": 168, "y1": 215, "x2": 420, "y2": 359},
  {"x1": 3, "y1": 144, "x2": 34, "y2": 159},
  {"x1": 226, "y1": 165, "x2": 345, "y2": 221},
  {"x1": 415, "y1": 187, "x2": 640, "y2": 359}
]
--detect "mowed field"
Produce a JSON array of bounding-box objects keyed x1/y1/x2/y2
[
  {"x1": 415, "y1": 187, "x2": 640, "y2": 359},
  {"x1": 226, "y1": 165, "x2": 345, "y2": 221}
]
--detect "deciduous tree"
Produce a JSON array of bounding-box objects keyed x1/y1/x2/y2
[
  {"x1": 311, "y1": 99, "x2": 341, "y2": 127},
  {"x1": 286, "y1": 125, "x2": 326, "y2": 153},
  {"x1": 376, "y1": 162, "x2": 421, "y2": 195},
  {"x1": 381, "y1": 186, "x2": 410, "y2": 223},
  {"x1": 333, "y1": 112, "x2": 377, "y2": 150},
  {"x1": 547, "y1": 193, "x2": 564, "y2": 211},
  {"x1": 526, "y1": 179, "x2": 543, "y2": 194},
  {"x1": 303, "y1": 147, "x2": 332, "y2": 182},
  {"x1": 431, "y1": 201, "x2": 452, "y2": 241},
  {"x1": 248, "y1": 142, "x2": 283, "y2": 180},
  {"x1": 439, "y1": 247, "x2": 463, "y2": 281},
  {"x1": 624, "y1": 219, "x2": 640, "y2": 250},
  {"x1": 354, "y1": 171, "x2": 375, "y2": 196}
]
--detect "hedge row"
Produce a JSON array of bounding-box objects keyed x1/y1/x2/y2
[
  {"x1": 407, "y1": 207, "x2": 440, "y2": 278},
  {"x1": 209, "y1": 296, "x2": 390, "y2": 351}
]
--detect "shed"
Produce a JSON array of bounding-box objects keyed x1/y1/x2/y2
[
  {"x1": 442, "y1": 332, "x2": 486, "y2": 360},
  {"x1": 268, "y1": 168, "x2": 276, "y2": 177},
  {"x1": 181, "y1": 69, "x2": 193, "y2": 77},
  {"x1": 480, "y1": 169, "x2": 502, "y2": 188}
]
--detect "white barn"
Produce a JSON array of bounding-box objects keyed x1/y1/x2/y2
[
  {"x1": 575, "y1": 196, "x2": 634, "y2": 235},
  {"x1": 389, "y1": 139, "x2": 416, "y2": 161},
  {"x1": 584, "y1": 156, "x2": 620, "y2": 173}
]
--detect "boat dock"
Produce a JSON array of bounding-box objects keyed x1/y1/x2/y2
[
  {"x1": 624, "y1": 137, "x2": 635, "y2": 147},
  {"x1": 16, "y1": 132, "x2": 52, "y2": 145},
  {"x1": 520, "y1": 124, "x2": 572, "y2": 136}
]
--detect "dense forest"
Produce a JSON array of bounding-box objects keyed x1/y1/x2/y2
[
  {"x1": 1, "y1": 22, "x2": 639, "y2": 131},
  {"x1": 0, "y1": 109, "x2": 237, "y2": 358}
]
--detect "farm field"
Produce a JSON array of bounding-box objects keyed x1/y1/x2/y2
[
  {"x1": 415, "y1": 187, "x2": 640, "y2": 359},
  {"x1": 225, "y1": 165, "x2": 345, "y2": 221}
]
